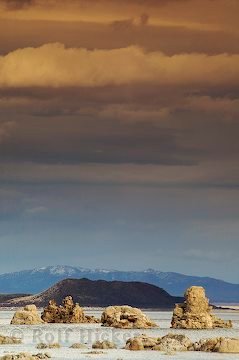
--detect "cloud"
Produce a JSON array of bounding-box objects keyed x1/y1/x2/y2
[
  {"x1": 100, "y1": 105, "x2": 171, "y2": 122},
  {"x1": 0, "y1": 84, "x2": 238, "y2": 166},
  {"x1": 0, "y1": 161, "x2": 238, "y2": 188},
  {"x1": 0, "y1": 0, "x2": 185, "y2": 8},
  {"x1": 0, "y1": 0, "x2": 237, "y2": 36},
  {"x1": 183, "y1": 248, "x2": 236, "y2": 262},
  {"x1": 1, "y1": 43, "x2": 239, "y2": 88},
  {"x1": 186, "y1": 96, "x2": 239, "y2": 117},
  {"x1": 97, "y1": 96, "x2": 239, "y2": 122},
  {"x1": 0, "y1": 121, "x2": 15, "y2": 142},
  {"x1": 111, "y1": 13, "x2": 149, "y2": 30},
  {"x1": 1, "y1": 0, "x2": 34, "y2": 10},
  {"x1": 24, "y1": 206, "x2": 48, "y2": 215}
]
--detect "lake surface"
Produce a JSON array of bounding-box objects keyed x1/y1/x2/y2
[{"x1": 0, "y1": 309, "x2": 239, "y2": 359}]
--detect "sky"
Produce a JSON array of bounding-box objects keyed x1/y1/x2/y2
[{"x1": 0, "y1": 0, "x2": 239, "y2": 282}]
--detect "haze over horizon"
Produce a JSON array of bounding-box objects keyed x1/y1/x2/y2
[{"x1": 0, "y1": 0, "x2": 238, "y2": 283}]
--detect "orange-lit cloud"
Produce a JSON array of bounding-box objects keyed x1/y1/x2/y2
[
  {"x1": 1, "y1": 43, "x2": 239, "y2": 88},
  {"x1": 0, "y1": 0, "x2": 238, "y2": 34}
]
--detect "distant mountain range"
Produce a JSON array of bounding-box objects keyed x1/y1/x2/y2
[
  {"x1": 0, "y1": 265, "x2": 238, "y2": 302},
  {"x1": 3, "y1": 278, "x2": 182, "y2": 308}
]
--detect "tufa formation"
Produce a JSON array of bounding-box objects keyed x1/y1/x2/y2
[
  {"x1": 41, "y1": 296, "x2": 99, "y2": 323},
  {"x1": 11, "y1": 305, "x2": 44, "y2": 325},
  {"x1": 101, "y1": 305, "x2": 157, "y2": 329},
  {"x1": 171, "y1": 286, "x2": 232, "y2": 329}
]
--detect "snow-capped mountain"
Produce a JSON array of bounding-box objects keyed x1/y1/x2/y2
[
  {"x1": 0, "y1": 265, "x2": 238, "y2": 302},
  {"x1": 31, "y1": 265, "x2": 92, "y2": 276}
]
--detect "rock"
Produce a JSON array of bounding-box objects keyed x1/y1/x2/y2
[
  {"x1": 125, "y1": 335, "x2": 159, "y2": 350},
  {"x1": 0, "y1": 335, "x2": 21, "y2": 344},
  {"x1": 92, "y1": 341, "x2": 117, "y2": 349},
  {"x1": 126, "y1": 334, "x2": 239, "y2": 353},
  {"x1": 158, "y1": 334, "x2": 192, "y2": 352},
  {"x1": 217, "y1": 338, "x2": 239, "y2": 353},
  {"x1": 171, "y1": 286, "x2": 232, "y2": 329},
  {"x1": 0, "y1": 353, "x2": 50, "y2": 360},
  {"x1": 125, "y1": 334, "x2": 192, "y2": 352},
  {"x1": 101, "y1": 306, "x2": 157, "y2": 329},
  {"x1": 11, "y1": 305, "x2": 44, "y2": 325},
  {"x1": 125, "y1": 338, "x2": 144, "y2": 351},
  {"x1": 36, "y1": 343, "x2": 60, "y2": 349},
  {"x1": 84, "y1": 315, "x2": 99, "y2": 323},
  {"x1": 41, "y1": 296, "x2": 99, "y2": 324},
  {"x1": 193, "y1": 337, "x2": 239, "y2": 353},
  {"x1": 70, "y1": 343, "x2": 87, "y2": 349},
  {"x1": 192, "y1": 338, "x2": 219, "y2": 352}
]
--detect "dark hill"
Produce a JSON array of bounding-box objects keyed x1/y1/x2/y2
[{"x1": 4, "y1": 278, "x2": 183, "y2": 308}]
